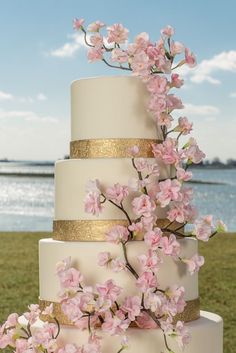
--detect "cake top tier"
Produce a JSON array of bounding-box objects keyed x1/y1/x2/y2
[{"x1": 71, "y1": 76, "x2": 161, "y2": 141}]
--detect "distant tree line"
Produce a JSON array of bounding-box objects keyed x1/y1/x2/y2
[{"x1": 190, "y1": 157, "x2": 236, "y2": 168}]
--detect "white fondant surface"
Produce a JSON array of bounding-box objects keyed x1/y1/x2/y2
[
  {"x1": 71, "y1": 76, "x2": 162, "y2": 141},
  {"x1": 39, "y1": 237, "x2": 198, "y2": 302},
  {"x1": 54, "y1": 159, "x2": 175, "y2": 220},
  {"x1": 19, "y1": 311, "x2": 223, "y2": 353}
]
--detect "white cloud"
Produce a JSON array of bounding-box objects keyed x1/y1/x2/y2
[
  {"x1": 0, "y1": 109, "x2": 58, "y2": 123},
  {"x1": 49, "y1": 33, "x2": 86, "y2": 58},
  {"x1": 36, "y1": 93, "x2": 47, "y2": 101},
  {"x1": 230, "y1": 92, "x2": 236, "y2": 98},
  {"x1": 0, "y1": 91, "x2": 14, "y2": 101},
  {"x1": 182, "y1": 103, "x2": 220, "y2": 116},
  {"x1": 178, "y1": 50, "x2": 236, "y2": 85}
]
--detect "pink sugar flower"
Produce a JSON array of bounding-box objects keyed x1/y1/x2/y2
[
  {"x1": 15, "y1": 338, "x2": 30, "y2": 353},
  {"x1": 121, "y1": 296, "x2": 142, "y2": 321},
  {"x1": 216, "y1": 219, "x2": 227, "y2": 233},
  {"x1": 152, "y1": 138, "x2": 180, "y2": 165},
  {"x1": 138, "y1": 249, "x2": 162, "y2": 272},
  {"x1": 176, "y1": 116, "x2": 193, "y2": 135},
  {"x1": 170, "y1": 41, "x2": 185, "y2": 55},
  {"x1": 144, "y1": 290, "x2": 163, "y2": 312},
  {"x1": 193, "y1": 215, "x2": 213, "y2": 241},
  {"x1": 87, "y1": 21, "x2": 105, "y2": 32},
  {"x1": 105, "y1": 183, "x2": 129, "y2": 204},
  {"x1": 156, "y1": 112, "x2": 173, "y2": 128},
  {"x1": 167, "y1": 202, "x2": 186, "y2": 223},
  {"x1": 132, "y1": 194, "x2": 156, "y2": 217},
  {"x1": 185, "y1": 48, "x2": 197, "y2": 67},
  {"x1": 97, "y1": 251, "x2": 112, "y2": 266},
  {"x1": 58, "y1": 343, "x2": 80, "y2": 353},
  {"x1": 24, "y1": 304, "x2": 41, "y2": 325},
  {"x1": 59, "y1": 267, "x2": 84, "y2": 289},
  {"x1": 136, "y1": 271, "x2": 158, "y2": 292},
  {"x1": 148, "y1": 94, "x2": 167, "y2": 113},
  {"x1": 56, "y1": 257, "x2": 71, "y2": 274},
  {"x1": 144, "y1": 227, "x2": 163, "y2": 250},
  {"x1": 160, "y1": 234, "x2": 181, "y2": 257},
  {"x1": 102, "y1": 311, "x2": 130, "y2": 335},
  {"x1": 161, "y1": 25, "x2": 175, "y2": 38},
  {"x1": 129, "y1": 145, "x2": 140, "y2": 156},
  {"x1": 110, "y1": 258, "x2": 127, "y2": 272},
  {"x1": 106, "y1": 225, "x2": 129, "y2": 244},
  {"x1": 96, "y1": 279, "x2": 122, "y2": 302},
  {"x1": 87, "y1": 47, "x2": 104, "y2": 62},
  {"x1": 166, "y1": 94, "x2": 184, "y2": 111},
  {"x1": 107, "y1": 23, "x2": 129, "y2": 44},
  {"x1": 184, "y1": 138, "x2": 206, "y2": 164},
  {"x1": 127, "y1": 32, "x2": 150, "y2": 56},
  {"x1": 90, "y1": 33, "x2": 104, "y2": 48},
  {"x1": 111, "y1": 48, "x2": 128, "y2": 63},
  {"x1": 176, "y1": 167, "x2": 192, "y2": 182},
  {"x1": 84, "y1": 191, "x2": 103, "y2": 216},
  {"x1": 171, "y1": 73, "x2": 184, "y2": 88},
  {"x1": 42, "y1": 303, "x2": 54, "y2": 317},
  {"x1": 135, "y1": 312, "x2": 157, "y2": 329},
  {"x1": 167, "y1": 285, "x2": 186, "y2": 314},
  {"x1": 182, "y1": 254, "x2": 205, "y2": 275},
  {"x1": 146, "y1": 76, "x2": 168, "y2": 94},
  {"x1": 73, "y1": 18, "x2": 85, "y2": 30},
  {"x1": 5, "y1": 313, "x2": 19, "y2": 327},
  {"x1": 174, "y1": 321, "x2": 191, "y2": 350},
  {"x1": 156, "y1": 179, "x2": 181, "y2": 207},
  {"x1": 128, "y1": 221, "x2": 143, "y2": 234},
  {"x1": 131, "y1": 51, "x2": 151, "y2": 77}
]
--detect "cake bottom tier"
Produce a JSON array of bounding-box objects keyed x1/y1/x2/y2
[{"x1": 20, "y1": 311, "x2": 223, "y2": 353}]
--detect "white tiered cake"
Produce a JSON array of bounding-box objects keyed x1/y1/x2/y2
[{"x1": 37, "y1": 76, "x2": 223, "y2": 353}]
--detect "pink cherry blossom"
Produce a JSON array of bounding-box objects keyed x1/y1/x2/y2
[
  {"x1": 185, "y1": 48, "x2": 197, "y2": 67},
  {"x1": 87, "y1": 47, "x2": 104, "y2": 62},
  {"x1": 127, "y1": 32, "x2": 150, "y2": 56},
  {"x1": 121, "y1": 296, "x2": 142, "y2": 321},
  {"x1": 102, "y1": 311, "x2": 130, "y2": 335},
  {"x1": 87, "y1": 21, "x2": 105, "y2": 32},
  {"x1": 131, "y1": 52, "x2": 151, "y2": 77},
  {"x1": 167, "y1": 285, "x2": 186, "y2": 314},
  {"x1": 156, "y1": 179, "x2": 181, "y2": 207},
  {"x1": 166, "y1": 94, "x2": 184, "y2": 111},
  {"x1": 176, "y1": 116, "x2": 193, "y2": 135},
  {"x1": 167, "y1": 202, "x2": 186, "y2": 223},
  {"x1": 171, "y1": 73, "x2": 184, "y2": 88},
  {"x1": 144, "y1": 290, "x2": 163, "y2": 312},
  {"x1": 135, "y1": 312, "x2": 157, "y2": 328},
  {"x1": 84, "y1": 191, "x2": 103, "y2": 216},
  {"x1": 97, "y1": 252, "x2": 112, "y2": 266},
  {"x1": 15, "y1": 338, "x2": 30, "y2": 353},
  {"x1": 160, "y1": 234, "x2": 181, "y2": 257},
  {"x1": 184, "y1": 138, "x2": 206, "y2": 164},
  {"x1": 174, "y1": 320, "x2": 191, "y2": 349},
  {"x1": 170, "y1": 41, "x2": 185, "y2": 55},
  {"x1": 146, "y1": 76, "x2": 168, "y2": 94},
  {"x1": 42, "y1": 303, "x2": 54, "y2": 317},
  {"x1": 110, "y1": 258, "x2": 127, "y2": 272},
  {"x1": 107, "y1": 23, "x2": 129, "y2": 44},
  {"x1": 111, "y1": 48, "x2": 128, "y2": 63},
  {"x1": 96, "y1": 280, "x2": 122, "y2": 302},
  {"x1": 144, "y1": 227, "x2": 163, "y2": 249},
  {"x1": 161, "y1": 25, "x2": 175, "y2": 38},
  {"x1": 132, "y1": 194, "x2": 156, "y2": 217},
  {"x1": 58, "y1": 267, "x2": 83, "y2": 289},
  {"x1": 24, "y1": 304, "x2": 41, "y2": 325},
  {"x1": 73, "y1": 18, "x2": 85, "y2": 30},
  {"x1": 58, "y1": 343, "x2": 80, "y2": 353},
  {"x1": 105, "y1": 183, "x2": 129, "y2": 204},
  {"x1": 128, "y1": 221, "x2": 143, "y2": 234},
  {"x1": 106, "y1": 225, "x2": 129, "y2": 244},
  {"x1": 138, "y1": 249, "x2": 162, "y2": 272},
  {"x1": 90, "y1": 33, "x2": 104, "y2": 48},
  {"x1": 176, "y1": 167, "x2": 192, "y2": 181},
  {"x1": 148, "y1": 94, "x2": 167, "y2": 114},
  {"x1": 216, "y1": 219, "x2": 227, "y2": 233},
  {"x1": 182, "y1": 254, "x2": 205, "y2": 275},
  {"x1": 193, "y1": 215, "x2": 213, "y2": 241},
  {"x1": 56, "y1": 257, "x2": 71, "y2": 274},
  {"x1": 152, "y1": 138, "x2": 181, "y2": 165},
  {"x1": 129, "y1": 145, "x2": 140, "y2": 156},
  {"x1": 136, "y1": 271, "x2": 158, "y2": 292}
]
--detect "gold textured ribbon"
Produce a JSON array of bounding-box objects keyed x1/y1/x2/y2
[
  {"x1": 39, "y1": 297, "x2": 200, "y2": 326},
  {"x1": 70, "y1": 138, "x2": 161, "y2": 159},
  {"x1": 53, "y1": 219, "x2": 184, "y2": 241}
]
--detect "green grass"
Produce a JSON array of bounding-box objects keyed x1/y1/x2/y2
[{"x1": 0, "y1": 232, "x2": 235, "y2": 353}]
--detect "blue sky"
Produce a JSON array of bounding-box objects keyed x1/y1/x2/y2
[{"x1": 0, "y1": 0, "x2": 235, "y2": 161}]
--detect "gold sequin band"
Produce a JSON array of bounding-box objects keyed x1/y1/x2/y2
[
  {"x1": 39, "y1": 297, "x2": 200, "y2": 326},
  {"x1": 70, "y1": 138, "x2": 161, "y2": 159},
  {"x1": 53, "y1": 219, "x2": 184, "y2": 241}
]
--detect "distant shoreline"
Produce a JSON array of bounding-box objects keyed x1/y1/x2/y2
[{"x1": 0, "y1": 172, "x2": 228, "y2": 185}]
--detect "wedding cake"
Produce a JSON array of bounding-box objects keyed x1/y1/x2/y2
[{"x1": 35, "y1": 76, "x2": 223, "y2": 353}]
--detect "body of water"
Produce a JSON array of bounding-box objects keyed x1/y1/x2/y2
[{"x1": 0, "y1": 162, "x2": 236, "y2": 231}]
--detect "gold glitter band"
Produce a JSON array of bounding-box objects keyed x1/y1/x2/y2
[
  {"x1": 39, "y1": 297, "x2": 200, "y2": 326},
  {"x1": 53, "y1": 219, "x2": 183, "y2": 241},
  {"x1": 70, "y1": 138, "x2": 161, "y2": 159}
]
